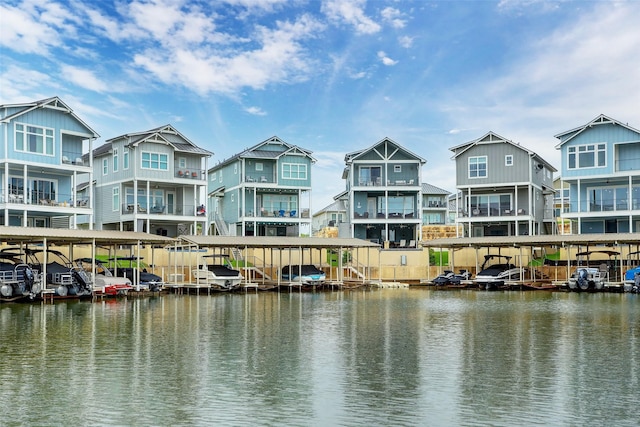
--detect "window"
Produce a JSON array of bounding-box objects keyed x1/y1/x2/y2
[
  {"x1": 568, "y1": 144, "x2": 606, "y2": 169},
  {"x1": 231, "y1": 194, "x2": 235, "y2": 203},
  {"x1": 210, "y1": 172, "x2": 217, "y2": 181},
  {"x1": 141, "y1": 152, "x2": 168, "y2": 170},
  {"x1": 358, "y1": 166, "x2": 381, "y2": 185},
  {"x1": 31, "y1": 179, "x2": 55, "y2": 203},
  {"x1": 505, "y1": 155, "x2": 513, "y2": 166},
  {"x1": 112, "y1": 187, "x2": 119, "y2": 211},
  {"x1": 123, "y1": 148, "x2": 129, "y2": 170},
  {"x1": 15, "y1": 123, "x2": 54, "y2": 156},
  {"x1": 394, "y1": 165, "x2": 402, "y2": 173},
  {"x1": 283, "y1": 163, "x2": 307, "y2": 180},
  {"x1": 102, "y1": 158, "x2": 108, "y2": 175},
  {"x1": 178, "y1": 157, "x2": 186, "y2": 168},
  {"x1": 468, "y1": 194, "x2": 511, "y2": 216},
  {"x1": 469, "y1": 156, "x2": 487, "y2": 178},
  {"x1": 234, "y1": 164, "x2": 238, "y2": 174},
  {"x1": 256, "y1": 162, "x2": 263, "y2": 171},
  {"x1": 113, "y1": 148, "x2": 119, "y2": 172}
]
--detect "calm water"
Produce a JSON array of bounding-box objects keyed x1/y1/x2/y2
[{"x1": 1, "y1": 289, "x2": 639, "y2": 426}]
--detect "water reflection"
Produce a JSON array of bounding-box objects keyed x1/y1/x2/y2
[{"x1": 1, "y1": 290, "x2": 639, "y2": 426}]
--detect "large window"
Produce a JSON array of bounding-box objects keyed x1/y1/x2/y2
[
  {"x1": 283, "y1": 163, "x2": 307, "y2": 180},
  {"x1": 468, "y1": 156, "x2": 487, "y2": 178},
  {"x1": 589, "y1": 186, "x2": 628, "y2": 211},
  {"x1": 15, "y1": 123, "x2": 54, "y2": 156},
  {"x1": 358, "y1": 166, "x2": 381, "y2": 185},
  {"x1": 32, "y1": 179, "x2": 55, "y2": 203},
  {"x1": 468, "y1": 194, "x2": 511, "y2": 216},
  {"x1": 141, "y1": 152, "x2": 168, "y2": 170},
  {"x1": 568, "y1": 144, "x2": 606, "y2": 169}
]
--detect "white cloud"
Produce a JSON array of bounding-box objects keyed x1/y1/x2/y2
[
  {"x1": 131, "y1": 13, "x2": 324, "y2": 95},
  {"x1": 322, "y1": 0, "x2": 381, "y2": 34},
  {"x1": 61, "y1": 65, "x2": 109, "y2": 93},
  {"x1": 398, "y1": 35, "x2": 413, "y2": 48},
  {"x1": 439, "y1": 1, "x2": 640, "y2": 169},
  {"x1": 245, "y1": 106, "x2": 267, "y2": 116},
  {"x1": 377, "y1": 51, "x2": 398, "y2": 66},
  {"x1": 0, "y1": 2, "x2": 64, "y2": 55},
  {"x1": 381, "y1": 7, "x2": 406, "y2": 28}
]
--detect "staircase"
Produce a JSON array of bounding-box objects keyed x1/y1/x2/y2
[{"x1": 213, "y1": 212, "x2": 270, "y2": 280}]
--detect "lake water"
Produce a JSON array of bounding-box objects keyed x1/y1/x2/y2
[{"x1": 1, "y1": 289, "x2": 639, "y2": 426}]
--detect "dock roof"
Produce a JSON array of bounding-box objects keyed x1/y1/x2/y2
[
  {"x1": 422, "y1": 233, "x2": 640, "y2": 248},
  {"x1": 0, "y1": 226, "x2": 176, "y2": 246},
  {"x1": 179, "y1": 235, "x2": 380, "y2": 249}
]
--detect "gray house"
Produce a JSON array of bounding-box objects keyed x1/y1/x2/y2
[
  {"x1": 341, "y1": 137, "x2": 425, "y2": 247},
  {"x1": 450, "y1": 132, "x2": 556, "y2": 237},
  {"x1": 90, "y1": 124, "x2": 212, "y2": 236}
]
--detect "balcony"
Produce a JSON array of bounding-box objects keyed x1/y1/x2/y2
[
  {"x1": 121, "y1": 203, "x2": 206, "y2": 216},
  {"x1": 175, "y1": 168, "x2": 205, "y2": 179}
]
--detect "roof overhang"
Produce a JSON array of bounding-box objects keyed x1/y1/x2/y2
[{"x1": 0, "y1": 226, "x2": 176, "y2": 246}]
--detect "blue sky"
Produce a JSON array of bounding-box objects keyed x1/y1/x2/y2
[{"x1": 2, "y1": 0, "x2": 639, "y2": 212}]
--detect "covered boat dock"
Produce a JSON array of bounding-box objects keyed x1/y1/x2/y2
[
  {"x1": 176, "y1": 235, "x2": 381, "y2": 290},
  {"x1": 422, "y1": 232, "x2": 640, "y2": 289}
]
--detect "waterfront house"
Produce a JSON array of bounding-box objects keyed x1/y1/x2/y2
[
  {"x1": 207, "y1": 136, "x2": 314, "y2": 237},
  {"x1": 312, "y1": 199, "x2": 346, "y2": 237},
  {"x1": 555, "y1": 114, "x2": 640, "y2": 233},
  {"x1": 421, "y1": 183, "x2": 451, "y2": 225},
  {"x1": 90, "y1": 124, "x2": 212, "y2": 236},
  {"x1": 0, "y1": 97, "x2": 98, "y2": 228},
  {"x1": 342, "y1": 137, "x2": 425, "y2": 247},
  {"x1": 450, "y1": 132, "x2": 556, "y2": 237}
]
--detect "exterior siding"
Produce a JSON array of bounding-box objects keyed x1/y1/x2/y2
[{"x1": 456, "y1": 143, "x2": 533, "y2": 187}]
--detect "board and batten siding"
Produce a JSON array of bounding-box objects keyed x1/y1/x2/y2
[
  {"x1": 455, "y1": 143, "x2": 533, "y2": 187},
  {"x1": 560, "y1": 123, "x2": 640, "y2": 178}
]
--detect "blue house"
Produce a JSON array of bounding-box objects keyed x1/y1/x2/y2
[
  {"x1": 555, "y1": 114, "x2": 640, "y2": 233},
  {"x1": 0, "y1": 97, "x2": 98, "y2": 228},
  {"x1": 207, "y1": 136, "x2": 314, "y2": 236}
]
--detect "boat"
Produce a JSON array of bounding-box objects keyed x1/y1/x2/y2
[
  {"x1": 431, "y1": 269, "x2": 472, "y2": 286},
  {"x1": 281, "y1": 264, "x2": 326, "y2": 287},
  {"x1": 474, "y1": 255, "x2": 523, "y2": 290},
  {"x1": 0, "y1": 252, "x2": 41, "y2": 301},
  {"x1": 191, "y1": 255, "x2": 243, "y2": 290},
  {"x1": 567, "y1": 250, "x2": 620, "y2": 292},
  {"x1": 74, "y1": 258, "x2": 133, "y2": 296},
  {"x1": 107, "y1": 257, "x2": 164, "y2": 291},
  {"x1": 22, "y1": 249, "x2": 92, "y2": 297},
  {"x1": 623, "y1": 251, "x2": 640, "y2": 293}
]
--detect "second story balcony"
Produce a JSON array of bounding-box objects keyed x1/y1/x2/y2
[{"x1": 175, "y1": 168, "x2": 206, "y2": 180}]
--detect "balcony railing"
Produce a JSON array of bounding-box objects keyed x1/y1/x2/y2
[
  {"x1": 562, "y1": 199, "x2": 640, "y2": 213},
  {"x1": 0, "y1": 191, "x2": 89, "y2": 208},
  {"x1": 175, "y1": 168, "x2": 205, "y2": 179},
  {"x1": 121, "y1": 203, "x2": 207, "y2": 216}
]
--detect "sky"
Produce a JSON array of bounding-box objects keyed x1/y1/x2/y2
[{"x1": 1, "y1": 0, "x2": 639, "y2": 213}]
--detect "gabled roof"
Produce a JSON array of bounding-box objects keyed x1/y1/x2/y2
[
  {"x1": 554, "y1": 114, "x2": 640, "y2": 148},
  {"x1": 210, "y1": 136, "x2": 316, "y2": 170},
  {"x1": 314, "y1": 200, "x2": 346, "y2": 216},
  {"x1": 344, "y1": 137, "x2": 426, "y2": 164},
  {"x1": 95, "y1": 124, "x2": 212, "y2": 157},
  {"x1": 450, "y1": 131, "x2": 557, "y2": 172},
  {"x1": 422, "y1": 183, "x2": 451, "y2": 195},
  {"x1": 0, "y1": 96, "x2": 99, "y2": 138}
]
